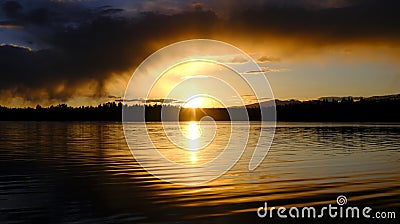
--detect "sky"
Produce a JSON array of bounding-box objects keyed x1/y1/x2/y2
[{"x1": 0, "y1": 0, "x2": 399, "y2": 107}]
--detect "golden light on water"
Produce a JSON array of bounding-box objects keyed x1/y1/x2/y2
[
  {"x1": 188, "y1": 121, "x2": 201, "y2": 140},
  {"x1": 190, "y1": 152, "x2": 197, "y2": 163},
  {"x1": 183, "y1": 121, "x2": 201, "y2": 163},
  {"x1": 184, "y1": 121, "x2": 202, "y2": 140}
]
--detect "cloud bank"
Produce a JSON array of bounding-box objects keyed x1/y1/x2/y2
[{"x1": 0, "y1": 0, "x2": 399, "y2": 105}]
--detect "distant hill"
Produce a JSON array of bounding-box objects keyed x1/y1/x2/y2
[
  {"x1": 246, "y1": 93, "x2": 400, "y2": 108},
  {"x1": 363, "y1": 93, "x2": 400, "y2": 101},
  {"x1": 319, "y1": 94, "x2": 400, "y2": 102},
  {"x1": 246, "y1": 99, "x2": 301, "y2": 108}
]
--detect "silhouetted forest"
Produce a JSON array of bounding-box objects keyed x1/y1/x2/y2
[
  {"x1": 0, "y1": 97, "x2": 399, "y2": 122},
  {"x1": 275, "y1": 97, "x2": 399, "y2": 122}
]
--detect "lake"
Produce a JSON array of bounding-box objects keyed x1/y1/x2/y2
[{"x1": 0, "y1": 122, "x2": 399, "y2": 223}]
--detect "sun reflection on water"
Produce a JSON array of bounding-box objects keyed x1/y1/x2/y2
[
  {"x1": 182, "y1": 121, "x2": 202, "y2": 163},
  {"x1": 190, "y1": 152, "x2": 197, "y2": 163},
  {"x1": 186, "y1": 121, "x2": 202, "y2": 140}
]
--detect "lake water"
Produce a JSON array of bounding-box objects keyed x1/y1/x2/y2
[{"x1": 0, "y1": 122, "x2": 399, "y2": 223}]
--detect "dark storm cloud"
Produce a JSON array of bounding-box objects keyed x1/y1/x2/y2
[
  {"x1": 0, "y1": 2, "x2": 219, "y2": 101},
  {"x1": 227, "y1": 0, "x2": 400, "y2": 44},
  {"x1": 0, "y1": 0, "x2": 399, "y2": 103},
  {"x1": 100, "y1": 8, "x2": 124, "y2": 15},
  {"x1": 0, "y1": 21, "x2": 22, "y2": 28},
  {"x1": 2, "y1": 0, "x2": 22, "y2": 18}
]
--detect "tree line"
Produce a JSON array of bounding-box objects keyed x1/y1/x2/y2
[{"x1": 0, "y1": 98, "x2": 399, "y2": 122}]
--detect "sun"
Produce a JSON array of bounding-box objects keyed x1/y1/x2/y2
[
  {"x1": 182, "y1": 96, "x2": 222, "y2": 108},
  {"x1": 182, "y1": 97, "x2": 206, "y2": 108}
]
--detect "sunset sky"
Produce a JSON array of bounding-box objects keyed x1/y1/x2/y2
[{"x1": 1, "y1": 0, "x2": 399, "y2": 107}]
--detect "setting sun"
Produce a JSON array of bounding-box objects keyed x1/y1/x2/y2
[
  {"x1": 182, "y1": 96, "x2": 223, "y2": 108},
  {"x1": 183, "y1": 97, "x2": 206, "y2": 108}
]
